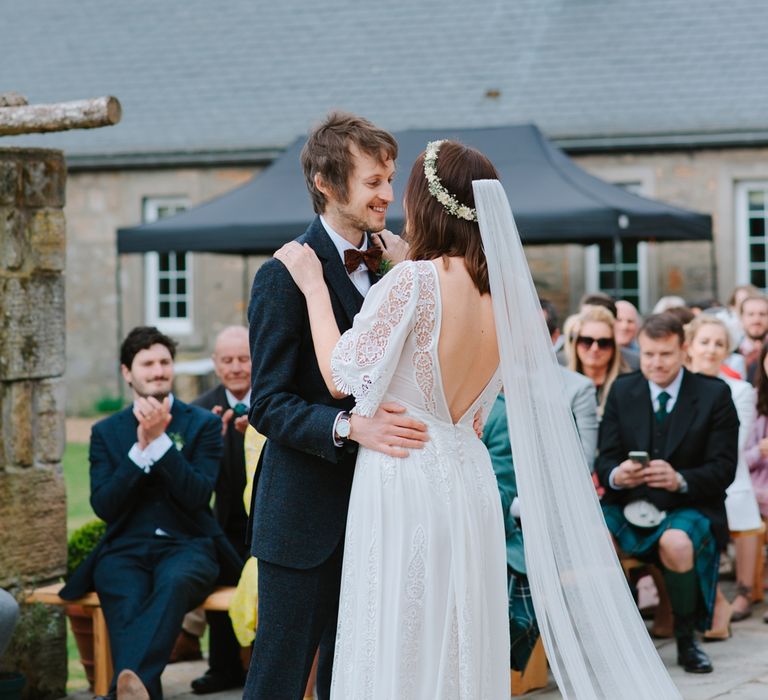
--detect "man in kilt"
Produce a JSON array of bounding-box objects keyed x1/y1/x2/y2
[{"x1": 596, "y1": 313, "x2": 738, "y2": 674}]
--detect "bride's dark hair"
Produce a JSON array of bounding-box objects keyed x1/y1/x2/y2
[{"x1": 403, "y1": 141, "x2": 499, "y2": 294}]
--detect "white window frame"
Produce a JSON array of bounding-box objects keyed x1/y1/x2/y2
[
  {"x1": 584, "y1": 181, "x2": 650, "y2": 313},
  {"x1": 735, "y1": 181, "x2": 768, "y2": 291},
  {"x1": 585, "y1": 241, "x2": 650, "y2": 312},
  {"x1": 142, "y1": 197, "x2": 193, "y2": 335}
]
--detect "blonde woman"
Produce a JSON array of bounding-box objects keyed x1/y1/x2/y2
[
  {"x1": 567, "y1": 305, "x2": 629, "y2": 415},
  {"x1": 685, "y1": 314, "x2": 762, "y2": 632}
]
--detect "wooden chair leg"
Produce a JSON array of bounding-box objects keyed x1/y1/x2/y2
[
  {"x1": 91, "y1": 607, "x2": 113, "y2": 696},
  {"x1": 511, "y1": 637, "x2": 548, "y2": 696},
  {"x1": 755, "y1": 525, "x2": 766, "y2": 603}
]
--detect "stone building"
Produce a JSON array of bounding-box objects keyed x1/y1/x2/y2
[{"x1": 6, "y1": 0, "x2": 768, "y2": 413}]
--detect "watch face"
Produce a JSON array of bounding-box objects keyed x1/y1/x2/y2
[{"x1": 337, "y1": 418, "x2": 351, "y2": 438}]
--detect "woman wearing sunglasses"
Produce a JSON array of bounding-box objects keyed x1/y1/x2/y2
[{"x1": 566, "y1": 305, "x2": 630, "y2": 416}]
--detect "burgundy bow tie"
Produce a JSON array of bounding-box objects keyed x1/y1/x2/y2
[{"x1": 344, "y1": 247, "x2": 383, "y2": 275}]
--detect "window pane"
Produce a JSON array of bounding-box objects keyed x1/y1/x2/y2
[
  {"x1": 751, "y1": 269, "x2": 766, "y2": 289},
  {"x1": 158, "y1": 253, "x2": 171, "y2": 272},
  {"x1": 177, "y1": 301, "x2": 187, "y2": 317},
  {"x1": 175, "y1": 252, "x2": 187, "y2": 271},
  {"x1": 749, "y1": 191, "x2": 766, "y2": 211},
  {"x1": 599, "y1": 271, "x2": 616, "y2": 289},
  {"x1": 159, "y1": 301, "x2": 171, "y2": 318},
  {"x1": 622, "y1": 270, "x2": 639, "y2": 289},
  {"x1": 750, "y1": 244, "x2": 766, "y2": 264},
  {"x1": 749, "y1": 217, "x2": 766, "y2": 239},
  {"x1": 623, "y1": 293, "x2": 640, "y2": 307},
  {"x1": 622, "y1": 242, "x2": 638, "y2": 264},
  {"x1": 176, "y1": 278, "x2": 186, "y2": 294},
  {"x1": 599, "y1": 242, "x2": 614, "y2": 265},
  {"x1": 159, "y1": 278, "x2": 170, "y2": 295}
]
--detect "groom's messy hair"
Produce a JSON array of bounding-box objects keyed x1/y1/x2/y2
[
  {"x1": 301, "y1": 111, "x2": 398, "y2": 214},
  {"x1": 403, "y1": 141, "x2": 498, "y2": 295}
]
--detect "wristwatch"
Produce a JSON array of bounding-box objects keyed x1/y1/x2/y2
[
  {"x1": 675, "y1": 471, "x2": 688, "y2": 494},
  {"x1": 335, "y1": 411, "x2": 352, "y2": 442}
]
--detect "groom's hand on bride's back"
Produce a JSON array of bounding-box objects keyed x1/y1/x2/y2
[{"x1": 349, "y1": 402, "x2": 429, "y2": 458}]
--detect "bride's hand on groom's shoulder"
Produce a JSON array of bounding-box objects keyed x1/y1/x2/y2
[
  {"x1": 274, "y1": 242, "x2": 324, "y2": 295},
  {"x1": 371, "y1": 230, "x2": 409, "y2": 265}
]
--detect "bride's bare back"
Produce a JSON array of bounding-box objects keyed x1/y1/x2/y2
[{"x1": 434, "y1": 257, "x2": 499, "y2": 424}]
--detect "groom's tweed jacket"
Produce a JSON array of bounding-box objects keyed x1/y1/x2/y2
[{"x1": 247, "y1": 216, "x2": 379, "y2": 569}]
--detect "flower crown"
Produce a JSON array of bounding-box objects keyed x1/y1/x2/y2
[{"x1": 423, "y1": 140, "x2": 478, "y2": 222}]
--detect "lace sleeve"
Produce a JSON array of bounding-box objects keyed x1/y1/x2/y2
[{"x1": 331, "y1": 261, "x2": 419, "y2": 417}]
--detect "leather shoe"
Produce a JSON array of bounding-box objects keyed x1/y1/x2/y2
[
  {"x1": 117, "y1": 670, "x2": 150, "y2": 700},
  {"x1": 191, "y1": 670, "x2": 245, "y2": 695},
  {"x1": 676, "y1": 636, "x2": 713, "y2": 673},
  {"x1": 169, "y1": 629, "x2": 202, "y2": 663}
]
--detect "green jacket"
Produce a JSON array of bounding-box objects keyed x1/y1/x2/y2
[{"x1": 482, "y1": 393, "x2": 526, "y2": 574}]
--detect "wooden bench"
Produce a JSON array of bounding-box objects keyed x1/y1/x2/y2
[
  {"x1": 27, "y1": 583, "x2": 236, "y2": 696},
  {"x1": 29, "y1": 582, "x2": 548, "y2": 696},
  {"x1": 511, "y1": 637, "x2": 548, "y2": 695}
]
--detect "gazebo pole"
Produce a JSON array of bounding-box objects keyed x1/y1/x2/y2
[
  {"x1": 709, "y1": 237, "x2": 719, "y2": 301},
  {"x1": 242, "y1": 254, "x2": 249, "y2": 325},
  {"x1": 613, "y1": 233, "x2": 622, "y2": 299}
]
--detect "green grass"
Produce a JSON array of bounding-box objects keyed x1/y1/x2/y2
[{"x1": 63, "y1": 442, "x2": 95, "y2": 536}]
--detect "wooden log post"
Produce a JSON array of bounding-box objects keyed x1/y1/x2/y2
[{"x1": 0, "y1": 96, "x2": 122, "y2": 136}]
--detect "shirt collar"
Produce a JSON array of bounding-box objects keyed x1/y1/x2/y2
[
  {"x1": 320, "y1": 215, "x2": 368, "y2": 262},
  {"x1": 648, "y1": 367, "x2": 684, "y2": 404},
  {"x1": 225, "y1": 388, "x2": 250, "y2": 408}
]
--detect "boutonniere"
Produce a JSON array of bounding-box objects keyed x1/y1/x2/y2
[
  {"x1": 168, "y1": 432, "x2": 185, "y2": 451},
  {"x1": 377, "y1": 259, "x2": 393, "y2": 277}
]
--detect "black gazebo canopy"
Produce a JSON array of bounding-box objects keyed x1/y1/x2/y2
[{"x1": 117, "y1": 124, "x2": 712, "y2": 254}]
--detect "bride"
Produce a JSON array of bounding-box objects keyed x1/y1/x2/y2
[{"x1": 276, "y1": 140, "x2": 682, "y2": 699}]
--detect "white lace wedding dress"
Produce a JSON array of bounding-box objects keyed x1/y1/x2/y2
[{"x1": 329, "y1": 259, "x2": 510, "y2": 699}]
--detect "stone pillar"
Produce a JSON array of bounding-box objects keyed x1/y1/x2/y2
[{"x1": 0, "y1": 148, "x2": 67, "y2": 697}]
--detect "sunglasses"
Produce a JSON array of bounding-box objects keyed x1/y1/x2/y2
[{"x1": 576, "y1": 335, "x2": 615, "y2": 350}]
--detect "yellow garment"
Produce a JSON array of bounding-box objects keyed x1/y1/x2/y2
[{"x1": 228, "y1": 425, "x2": 266, "y2": 646}]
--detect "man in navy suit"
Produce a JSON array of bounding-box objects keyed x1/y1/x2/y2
[
  {"x1": 245, "y1": 112, "x2": 429, "y2": 699},
  {"x1": 61, "y1": 326, "x2": 242, "y2": 700}
]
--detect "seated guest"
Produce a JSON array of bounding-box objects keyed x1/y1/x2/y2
[
  {"x1": 743, "y1": 342, "x2": 768, "y2": 623},
  {"x1": 596, "y1": 313, "x2": 738, "y2": 673},
  {"x1": 60, "y1": 326, "x2": 241, "y2": 700},
  {"x1": 615, "y1": 299, "x2": 640, "y2": 352},
  {"x1": 738, "y1": 294, "x2": 768, "y2": 384},
  {"x1": 685, "y1": 315, "x2": 762, "y2": 633},
  {"x1": 652, "y1": 296, "x2": 687, "y2": 314},
  {"x1": 567, "y1": 305, "x2": 629, "y2": 417},
  {"x1": 188, "y1": 326, "x2": 252, "y2": 694},
  {"x1": 579, "y1": 292, "x2": 639, "y2": 370},
  {"x1": 0, "y1": 588, "x2": 19, "y2": 659}
]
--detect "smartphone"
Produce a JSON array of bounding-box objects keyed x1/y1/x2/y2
[{"x1": 628, "y1": 451, "x2": 649, "y2": 467}]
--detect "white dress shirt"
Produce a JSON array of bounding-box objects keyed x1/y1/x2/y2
[
  {"x1": 320, "y1": 215, "x2": 373, "y2": 297},
  {"x1": 225, "y1": 388, "x2": 251, "y2": 409},
  {"x1": 608, "y1": 368, "x2": 685, "y2": 489},
  {"x1": 128, "y1": 393, "x2": 175, "y2": 473}
]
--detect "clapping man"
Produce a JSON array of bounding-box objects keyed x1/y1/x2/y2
[
  {"x1": 188, "y1": 326, "x2": 251, "y2": 693},
  {"x1": 61, "y1": 327, "x2": 241, "y2": 700},
  {"x1": 596, "y1": 314, "x2": 738, "y2": 673}
]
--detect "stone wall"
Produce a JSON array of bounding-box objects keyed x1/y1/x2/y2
[{"x1": 0, "y1": 147, "x2": 67, "y2": 697}]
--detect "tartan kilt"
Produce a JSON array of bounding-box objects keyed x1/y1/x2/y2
[
  {"x1": 508, "y1": 567, "x2": 540, "y2": 671},
  {"x1": 602, "y1": 504, "x2": 719, "y2": 630}
]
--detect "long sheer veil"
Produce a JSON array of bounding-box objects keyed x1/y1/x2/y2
[{"x1": 473, "y1": 180, "x2": 681, "y2": 699}]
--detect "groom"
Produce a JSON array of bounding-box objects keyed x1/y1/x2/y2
[{"x1": 245, "y1": 112, "x2": 428, "y2": 699}]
